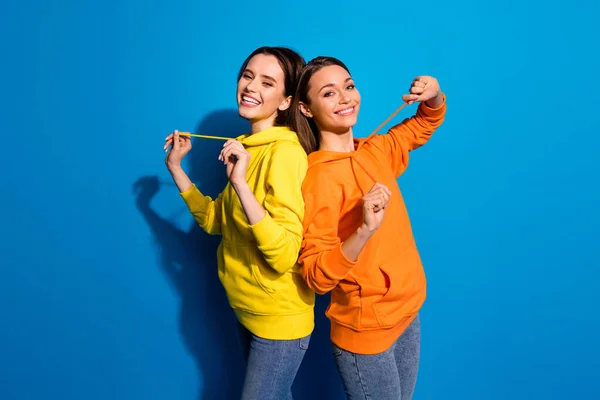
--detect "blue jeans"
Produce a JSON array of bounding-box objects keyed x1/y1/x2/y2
[
  {"x1": 237, "y1": 322, "x2": 311, "y2": 400},
  {"x1": 332, "y1": 314, "x2": 421, "y2": 400}
]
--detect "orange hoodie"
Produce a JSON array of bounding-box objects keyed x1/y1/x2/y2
[{"x1": 299, "y1": 95, "x2": 446, "y2": 354}]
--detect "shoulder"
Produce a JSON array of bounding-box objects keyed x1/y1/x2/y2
[
  {"x1": 268, "y1": 140, "x2": 308, "y2": 169},
  {"x1": 271, "y1": 139, "x2": 307, "y2": 157},
  {"x1": 358, "y1": 134, "x2": 387, "y2": 156},
  {"x1": 303, "y1": 163, "x2": 339, "y2": 195}
]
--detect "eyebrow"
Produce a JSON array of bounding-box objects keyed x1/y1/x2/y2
[
  {"x1": 319, "y1": 77, "x2": 352, "y2": 93},
  {"x1": 243, "y1": 69, "x2": 277, "y2": 83}
]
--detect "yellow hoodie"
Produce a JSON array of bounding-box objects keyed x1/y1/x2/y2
[{"x1": 179, "y1": 126, "x2": 314, "y2": 340}]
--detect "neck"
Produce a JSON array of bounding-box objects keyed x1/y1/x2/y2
[
  {"x1": 249, "y1": 113, "x2": 277, "y2": 134},
  {"x1": 318, "y1": 128, "x2": 355, "y2": 152}
]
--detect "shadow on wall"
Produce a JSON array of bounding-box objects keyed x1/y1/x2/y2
[
  {"x1": 133, "y1": 108, "x2": 344, "y2": 399},
  {"x1": 132, "y1": 109, "x2": 247, "y2": 399}
]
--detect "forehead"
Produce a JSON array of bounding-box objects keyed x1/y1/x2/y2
[
  {"x1": 310, "y1": 65, "x2": 351, "y2": 88},
  {"x1": 245, "y1": 54, "x2": 284, "y2": 79}
]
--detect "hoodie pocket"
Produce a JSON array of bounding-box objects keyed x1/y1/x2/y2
[
  {"x1": 219, "y1": 244, "x2": 277, "y2": 313},
  {"x1": 251, "y1": 259, "x2": 276, "y2": 299},
  {"x1": 372, "y1": 247, "x2": 426, "y2": 328}
]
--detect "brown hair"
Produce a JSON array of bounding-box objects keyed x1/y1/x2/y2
[
  {"x1": 289, "y1": 56, "x2": 352, "y2": 154},
  {"x1": 237, "y1": 46, "x2": 314, "y2": 152}
]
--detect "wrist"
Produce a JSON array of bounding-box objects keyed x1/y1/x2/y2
[
  {"x1": 357, "y1": 224, "x2": 376, "y2": 240},
  {"x1": 231, "y1": 180, "x2": 250, "y2": 193},
  {"x1": 425, "y1": 91, "x2": 443, "y2": 108},
  {"x1": 166, "y1": 161, "x2": 183, "y2": 172}
]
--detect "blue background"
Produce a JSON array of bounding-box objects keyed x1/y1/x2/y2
[{"x1": 2, "y1": 0, "x2": 599, "y2": 399}]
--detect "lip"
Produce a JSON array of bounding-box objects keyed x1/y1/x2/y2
[
  {"x1": 240, "y1": 93, "x2": 261, "y2": 107},
  {"x1": 334, "y1": 106, "x2": 355, "y2": 116}
]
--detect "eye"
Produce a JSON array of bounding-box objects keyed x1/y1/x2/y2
[
  {"x1": 243, "y1": 73, "x2": 253, "y2": 79},
  {"x1": 346, "y1": 84, "x2": 355, "y2": 90},
  {"x1": 324, "y1": 91, "x2": 335, "y2": 98},
  {"x1": 263, "y1": 82, "x2": 273, "y2": 87}
]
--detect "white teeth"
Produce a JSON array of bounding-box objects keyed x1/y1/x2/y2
[
  {"x1": 242, "y1": 95, "x2": 260, "y2": 105},
  {"x1": 336, "y1": 107, "x2": 354, "y2": 115}
]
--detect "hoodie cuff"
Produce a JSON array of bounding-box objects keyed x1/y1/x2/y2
[
  {"x1": 421, "y1": 92, "x2": 446, "y2": 114},
  {"x1": 324, "y1": 242, "x2": 358, "y2": 278},
  {"x1": 249, "y1": 212, "x2": 279, "y2": 247}
]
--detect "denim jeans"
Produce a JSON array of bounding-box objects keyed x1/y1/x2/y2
[
  {"x1": 237, "y1": 322, "x2": 311, "y2": 400},
  {"x1": 332, "y1": 314, "x2": 421, "y2": 400}
]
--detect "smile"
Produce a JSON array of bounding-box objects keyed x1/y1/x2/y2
[
  {"x1": 335, "y1": 106, "x2": 355, "y2": 116},
  {"x1": 241, "y1": 94, "x2": 261, "y2": 106}
]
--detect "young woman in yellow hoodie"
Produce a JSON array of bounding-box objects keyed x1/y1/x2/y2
[
  {"x1": 163, "y1": 46, "x2": 315, "y2": 400},
  {"x1": 290, "y1": 56, "x2": 446, "y2": 400}
]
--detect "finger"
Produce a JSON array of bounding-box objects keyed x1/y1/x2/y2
[
  {"x1": 222, "y1": 139, "x2": 238, "y2": 149},
  {"x1": 225, "y1": 145, "x2": 247, "y2": 159},
  {"x1": 414, "y1": 76, "x2": 429, "y2": 85},
  {"x1": 226, "y1": 141, "x2": 246, "y2": 154},
  {"x1": 410, "y1": 86, "x2": 425, "y2": 95},
  {"x1": 173, "y1": 130, "x2": 180, "y2": 150},
  {"x1": 366, "y1": 200, "x2": 384, "y2": 213},
  {"x1": 370, "y1": 182, "x2": 391, "y2": 195},
  {"x1": 412, "y1": 80, "x2": 426, "y2": 88},
  {"x1": 165, "y1": 133, "x2": 174, "y2": 141},
  {"x1": 164, "y1": 138, "x2": 173, "y2": 151},
  {"x1": 221, "y1": 147, "x2": 239, "y2": 165},
  {"x1": 364, "y1": 200, "x2": 378, "y2": 212},
  {"x1": 219, "y1": 148, "x2": 230, "y2": 164},
  {"x1": 380, "y1": 194, "x2": 390, "y2": 208},
  {"x1": 179, "y1": 136, "x2": 191, "y2": 152},
  {"x1": 369, "y1": 182, "x2": 384, "y2": 193},
  {"x1": 402, "y1": 94, "x2": 419, "y2": 104}
]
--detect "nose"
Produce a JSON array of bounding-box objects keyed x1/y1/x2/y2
[
  {"x1": 339, "y1": 91, "x2": 351, "y2": 104},
  {"x1": 244, "y1": 78, "x2": 258, "y2": 93}
]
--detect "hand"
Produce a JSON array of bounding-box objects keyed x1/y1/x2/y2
[
  {"x1": 402, "y1": 76, "x2": 442, "y2": 106},
  {"x1": 164, "y1": 130, "x2": 192, "y2": 168},
  {"x1": 218, "y1": 140, "x2": 251, "y2": 186},
  {"x1": 361, "y1": 183, "x2": 392, "y2": 234}
]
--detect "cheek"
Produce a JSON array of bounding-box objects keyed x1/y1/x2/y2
[
  {"x1": 236, "y1": 80, "x2": 245, "y2": 95},
  {"x1": 313, "y1": 98, "x2": 334, "y2": 118},
  {"x1": 263, "y1": 88, "x2": 283, "y2": 106}
]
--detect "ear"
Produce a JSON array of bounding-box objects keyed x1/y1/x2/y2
[
  {"x1": 299, "y1": 102, "x2": 313, "y2": 118},
  {"x1": 278, "y1": 95, "x2": 292, "y2": 112}
]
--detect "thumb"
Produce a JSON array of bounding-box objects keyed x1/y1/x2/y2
[{"x1": 173, "y1": 130, "x2": 180, "y2": 150}]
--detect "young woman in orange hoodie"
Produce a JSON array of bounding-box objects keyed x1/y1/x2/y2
[{"x1": 290, "y1": 56, "x2": 446, "y2": 400}]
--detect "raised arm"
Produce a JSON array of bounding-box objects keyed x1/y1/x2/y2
[
  {"x1": 220, "y1": 140, "x2": 309, "y2": 274},
  {"x1": 371, "y1": 76, "x2": 446, "y2": 177},
  {"x1": 165, "y1": 130, "x2": 223, "y2": 235}
]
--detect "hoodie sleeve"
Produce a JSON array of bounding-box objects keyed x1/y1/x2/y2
[
  {"x1": 248, "y1": 143, "x2": 307, "y2": 274},
  {"x1": 298, "y1": 169, "x2": 357, "y2": 294},
  {"x1": 180, "y1": 184, "x2": 223, "y2": 235},
  {"x1": 371, "y1": 93, "x2": 446, "y2": 177}
]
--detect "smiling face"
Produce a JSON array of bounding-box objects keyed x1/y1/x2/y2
[
  {"x1": 299, "y1": 64, "x2": 361, "y2": 135},
  {"x1": 236, "y1": 53, "x2": 291, "y2": 131}
]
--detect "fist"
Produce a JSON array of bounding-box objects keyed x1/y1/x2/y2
[
  {"x1": 164, "y1": 130, "x2": 192, "y2": 168},
  {"x1": 402, "y1": 76, "x2": 442, "y2": 105},
  {"x1": 218, "y1": 140, "x2": 251, "y2": 185},
  {"x1": 361, "y1": 182, "x2": 392, "y2": 234}
]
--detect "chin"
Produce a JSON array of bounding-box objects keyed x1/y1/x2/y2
[{"x1": 238, "y1": 106, "x2": 255, "y2": 120}]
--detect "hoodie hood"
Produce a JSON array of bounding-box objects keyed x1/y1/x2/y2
[
  {"x1": 306, "y1": 132, "x2": 376, "y2": 165},
  {"x1": 306, "y1": 136, "x2": 378, "y2": 197},
  {"x1": 236, "y1": 126, "x2": 300, "y2": 148}
]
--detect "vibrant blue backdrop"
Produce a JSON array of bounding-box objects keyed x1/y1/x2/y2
[{"x1": 2, "y1": 0, "x2": 599, "y2": 399}]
